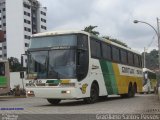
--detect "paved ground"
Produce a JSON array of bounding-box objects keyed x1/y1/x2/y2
[{"x1": 0, "y1": 94, "x2": 159, "y2": 114}]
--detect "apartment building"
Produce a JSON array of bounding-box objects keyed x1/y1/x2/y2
[{"x1": 0, "y1": 0, "x2": 47, "y2": 62}]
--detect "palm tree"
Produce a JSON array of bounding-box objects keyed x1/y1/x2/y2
[{"x1": 83, "y1": 25, "x2": 99, "y2": 36}]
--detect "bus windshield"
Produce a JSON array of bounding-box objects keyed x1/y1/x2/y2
[
  {"x1": 28, "y1": 34, "x2": 77, "y2": 79},
  {"x1": 28, "y1": 34, "x2": 89, "y2": 80}
]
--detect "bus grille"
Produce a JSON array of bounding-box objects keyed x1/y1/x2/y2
[{"x1": 36, "y1": 83, "x2": 59, "y2": 86}]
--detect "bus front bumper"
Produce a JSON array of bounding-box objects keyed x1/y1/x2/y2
[{"x1": 26, "y1": 87, "x2": 81, "y2": 99}]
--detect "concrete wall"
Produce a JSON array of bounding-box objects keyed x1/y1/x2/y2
[{"x1": 10, "y1": 72, "x2": 26, "y2": 89}]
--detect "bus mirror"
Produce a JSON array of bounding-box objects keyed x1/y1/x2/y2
[{"x1": 20, "y1": 71, "x2": 24, "y2": 79}]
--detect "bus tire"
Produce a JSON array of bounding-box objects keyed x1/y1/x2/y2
[
  {"x1": 84, "y1": 83, "x2": 99, "y2": 104},
  {"x1": 47, "y1": 99, "x2": 61, "y2": 105}
]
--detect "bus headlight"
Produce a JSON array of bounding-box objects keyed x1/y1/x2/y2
[
  {"x1": 61, "y1": 90, "x2": 71, "y2": 94},
  {"x1": 27, "y1": 90, "x2": 35, "y2": 97}
]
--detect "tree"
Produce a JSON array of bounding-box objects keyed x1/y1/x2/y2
[
  {"x1": 142, "y1": 49, "x2": 159, "y2": 70},
  {"x1": 8, "y1": 57, "x2": 25, "y2": 72},
  {"x1": 103, "y1": 36, "x2": 128, "y2": 47},
  {"x1": 83, "y1": 25, "x2": 99, "y2": 36}
]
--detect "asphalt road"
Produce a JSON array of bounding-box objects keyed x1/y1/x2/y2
[{"x1": 0, "y1": 94, "x2": 159, "y2": 115}]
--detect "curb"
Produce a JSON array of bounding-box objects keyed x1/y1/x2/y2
[{"x1": 0, "y1": 96, "x2": 26, "y2": 99}]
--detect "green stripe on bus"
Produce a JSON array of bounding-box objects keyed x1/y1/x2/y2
[
  {"x1": 0, "y1": 76, "x2": 7, "y2": 86},
  {"x1": 100, "y1": 60, "x2": 118, "y2": 95}
]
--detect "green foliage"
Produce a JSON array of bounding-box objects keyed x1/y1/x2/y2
[
  {"x1": 102, "y1": 36, "x2": 128, "y2": 47},
  {"x1": 83, "y1": 25, "x2": 100, "y2": 36},
  {"x1": 142, "y1": 49, "x2": 159, "y2": 70},
  {"x1": 8, "y1": 57, "x2": 25, "y2": 72}
]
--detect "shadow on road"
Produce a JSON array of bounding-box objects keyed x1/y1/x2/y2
[{"x1": 37, "y1": 95, "x2": 140, "y2": 107}]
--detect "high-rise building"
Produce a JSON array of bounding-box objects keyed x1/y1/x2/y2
[{"x1": 0, "y1": 0, "x2": 47, "y2": 61}]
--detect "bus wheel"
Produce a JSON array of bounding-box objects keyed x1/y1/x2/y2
[
  {"x1": 84, "y1": 83, "x2": 99, "y2": 104},
  {"x1": 47, "y1": 99, "x2": 61, "y2": 105}
]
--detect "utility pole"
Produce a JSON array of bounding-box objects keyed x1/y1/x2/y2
[
  {"x1": 157, "y1": 18, "x2": 160, "y2": 70},
  {"x1": 144, "y1": 47, "x2": 146, "y2": 68}
]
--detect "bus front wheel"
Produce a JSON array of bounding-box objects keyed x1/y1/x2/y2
[
  {"x1": 47, "y1": 99, "x2": 61, "y2": 105},
  {"x1": 84, "y1": 83, "x2": 99, "y2": 104}
]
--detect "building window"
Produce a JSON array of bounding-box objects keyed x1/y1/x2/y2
[
  {"x1": 41, "y1": 25, "x2": 46, "y2": 30},
  {"x1": 0, "y1": 47, "x2": 2, "y2": 50},
  {"x1": 3, "y1": 23, "x2": 6, "y2": 26},
  {"x1": 24, "y1": 19, "x2": 31, "y2": 24},
  {"x1": 0, "y1": 18, "x2": 1, "y2": 20},
  {"x1": 28, "y1": 28, "x2": 31, "y2": 32},
  {"x1": 24, "y1": 11, "x2": 30, "y2": 17},
  {"x1": 23, "y1": 3, "x2": 30, "y2": 9},
  {"x1": 3, "y1": 8, "x2": 5, "y2": 11},
  {"x1": 25, "y1": 43, "x2": 29, "y2": 47},
  {"x1": 0, "y1": 10, "x2": 1, "y2": 13},
  {"x1": 4, "y1": 53, "x2": 7, "y2": 57},
  {"x1": 41, "y1": 11, "x2": 46, "y2": 16},
  {"x1": 24, "y1": 27, "x2": 31, "y2": 32},
  {"x1": 3, "y1": 16, "x2": 5, "y2": 19},
  {"x1": 3, "y1": 46, "x2": 6, "y2": 49},
  {"x1": 0, "y1": 55, "x2": 2, "y2": 58},
  {"x1": 41, "y1": 18, "x2": 46, "y2": 23},
  {"x1": 24, "y1": 35, "x2": 30, "y2": 40}
]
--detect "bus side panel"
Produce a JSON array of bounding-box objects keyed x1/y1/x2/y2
[
  {"x1": 112, "y1": 63, "x2": 143, "y2": 94},
  {"x1": 112, "y1": 63, "x2": 128, "y2": 94},
  {"x1": 99, "y1": 60, "x2": 118, "y2": 95}
]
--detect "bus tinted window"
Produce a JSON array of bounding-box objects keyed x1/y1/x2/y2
[
  {"x1": 134, "y1": 54, "x2": 139, "y2": 67},
  {"x1": 112, "y1": 46, "x2": 120, "y2": 62},
  {"x1": 120, "y1": 49, "x2": 127, "y2": 64},
  {"x1": 128, "y1": 52, "x2": 134, "y2": 66},
  {"x1": 102, "y1": 43, "x2": 111, "y2": 60},
  {"x1": 138, "y1": 56, "x2": 142, "y2": 67},
  {"x1": 90, "y1": 39, "x2": 101, "y2": 58}
]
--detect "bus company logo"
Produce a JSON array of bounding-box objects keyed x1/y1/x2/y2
[{"x1": 80, "y1": 84, "x2": 88, "y2": 94}]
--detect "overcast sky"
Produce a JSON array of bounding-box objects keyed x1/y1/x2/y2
[{"x1": 39, "y1": 0, "x2": 160, "y2": 53}]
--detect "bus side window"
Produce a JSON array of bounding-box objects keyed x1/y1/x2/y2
[
  {"x1": 0, "y1": 63, "x2": 5, "y2": 76},
  {"x1": 77, "y1": 34, "x2": 89, "y2": 81}
]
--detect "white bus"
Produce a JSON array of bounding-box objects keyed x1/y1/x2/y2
[
  {"x1": 26, "y1": 30, "x2": 143, "y2": 104},
  {"x1": 142, "y1": 68, "x2": 157, "y2": 93}
]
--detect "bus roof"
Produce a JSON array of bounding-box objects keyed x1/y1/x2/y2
[
  {"x1": 143, "y1": 68, "x2": 156, "y2": 73},
  {"x1": 32, "y1": 30, "x2": 141, "y2": 55}
]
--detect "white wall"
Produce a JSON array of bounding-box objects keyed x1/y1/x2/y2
[
  {"x1": 10, "y1": 72, "x2": 26, "y2": 89},
  {"x1": 6, "y1": 0, "x2": 24, "y2": 60}
]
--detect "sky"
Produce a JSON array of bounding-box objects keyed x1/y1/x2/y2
[{"x1": 39, "y1": 0, "x2": 160, "y2": 53}]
